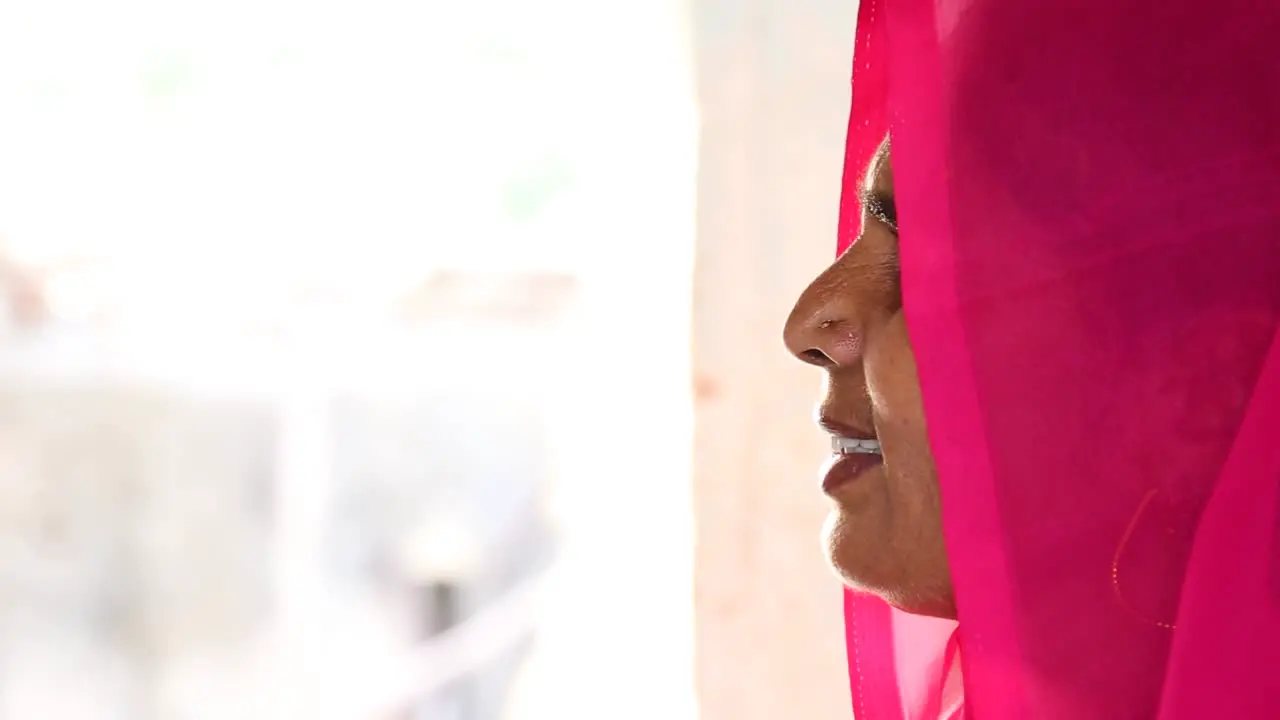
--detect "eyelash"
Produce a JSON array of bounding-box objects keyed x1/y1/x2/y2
[
  {"x1": 872, "y1": 212, "x2": 898, "y2": 234},
  {"x1": 858, "y1": 188, "x2": 898, "y2": 234}
]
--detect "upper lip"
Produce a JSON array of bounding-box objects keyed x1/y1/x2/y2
[{"x1": 817, "y1": 414, "x2": 877, "y2": 441}]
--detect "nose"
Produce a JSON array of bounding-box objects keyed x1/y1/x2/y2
[{"x1": 783, "y1": 261, "x2": 865, "y2": 369}]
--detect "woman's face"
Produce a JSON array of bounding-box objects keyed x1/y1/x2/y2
[{"x1": 783, "y1": 140, "x2": 955, "y2": 618}]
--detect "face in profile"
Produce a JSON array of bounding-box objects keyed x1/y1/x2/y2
[{"x1": 783, "y1": 139, "x2": 955, "y2": 619}]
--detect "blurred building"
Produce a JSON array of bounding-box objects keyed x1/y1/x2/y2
[{"x1": 0, "y1": 268, "x2": 573, "y2": 720}]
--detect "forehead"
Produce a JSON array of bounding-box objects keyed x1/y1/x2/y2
[{"x1": 864, "y1": 137, "x2": 894, "y2": 192}]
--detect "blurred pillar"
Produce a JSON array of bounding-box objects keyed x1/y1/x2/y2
[{"x1": 689, "y1": 0, "x2": 859, "y2": 718}]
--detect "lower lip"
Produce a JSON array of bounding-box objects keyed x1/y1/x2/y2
[{"x1": 821, "y1": 452, "x2": 884, "y2": 494}]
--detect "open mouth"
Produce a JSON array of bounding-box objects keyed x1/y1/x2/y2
[{"x1": 822, "y1": 436, "x2": 885, "y2": 494}]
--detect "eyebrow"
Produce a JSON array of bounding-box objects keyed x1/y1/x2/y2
[{"x1": 858, "y1": 183, "x2": 898, "y2": 233}]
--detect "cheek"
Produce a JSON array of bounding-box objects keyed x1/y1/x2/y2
[
  {"x1": 865, "y1": 314, "x2": 940, "y2": 520},
  {"x1": 865, "y1": 314, "x2": 927, "y2": 433}
]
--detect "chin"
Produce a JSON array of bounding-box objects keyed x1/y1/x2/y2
[{"x1": 823, "y1": 511, "x2": 958, "y2": 620}]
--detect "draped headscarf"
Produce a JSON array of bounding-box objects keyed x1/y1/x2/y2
[{"x1": 838, "y1": 1, "x2": 1280, "y2": 717}]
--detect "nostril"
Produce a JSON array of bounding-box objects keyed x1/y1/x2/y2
[{"x1": 801, "y1": 348, "x2": 834, "y2": 367}]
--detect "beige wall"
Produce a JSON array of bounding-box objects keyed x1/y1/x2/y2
[{"x1": 690, "y1": 0, "x2": 860, "y2": 718}]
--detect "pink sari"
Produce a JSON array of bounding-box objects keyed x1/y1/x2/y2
[{"x1": 837, "y1": 1, "x2": 1280, "y2": 718}]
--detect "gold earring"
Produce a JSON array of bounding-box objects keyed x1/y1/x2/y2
[{"x1": 1110, "y1": 488, "x2": 1177, "y2": 631}]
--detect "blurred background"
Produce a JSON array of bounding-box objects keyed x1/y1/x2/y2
[{"x1": 0, "y1": 0, "x2": 854, "y2": 718}]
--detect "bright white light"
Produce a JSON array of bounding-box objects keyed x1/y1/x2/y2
[{"x1": 0, "y1": 1, "x2": 697, "y2": 719}]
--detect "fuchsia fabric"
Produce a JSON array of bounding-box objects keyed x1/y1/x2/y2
[{"x1": 837, "y1": 0, "x2": 1280, "y2": 717}]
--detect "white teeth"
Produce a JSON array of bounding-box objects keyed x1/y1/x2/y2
[{"x1": 831, "y1": 436, "x2": 881, "y2": 455}]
